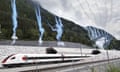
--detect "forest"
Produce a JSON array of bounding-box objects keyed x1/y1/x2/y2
[{"x1": 0, "y1": 0, "x2": 119, "y2": 50}]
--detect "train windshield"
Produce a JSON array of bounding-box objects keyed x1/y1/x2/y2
[{"x1": 2, "y1": 54, "x2": 15, "y2": 63}]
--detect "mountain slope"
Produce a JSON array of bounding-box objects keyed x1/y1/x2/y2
[
  {"x1": 0, "y1": 0, "x2": 92, "y2": 46},
  {"x1": 0, "y1": 0, "x2": 120, "y2": 50}
]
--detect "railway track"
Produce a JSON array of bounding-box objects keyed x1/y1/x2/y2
[
  {"x1": 0, "y1": 58, "x2": 120, "y2": 72},
  {"x1": 22, "y1": 58, "x2": 120, "y2": 72}
]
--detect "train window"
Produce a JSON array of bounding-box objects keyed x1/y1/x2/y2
[
  {"x1": 11, "y1": 57, "x2": 16, "y2": 60},
  {"x1": 2, "y1": 54, "x2": 15, "y2": 63}
]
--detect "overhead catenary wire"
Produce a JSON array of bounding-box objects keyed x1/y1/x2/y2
[
  {"x1": 85, "y1": 0, "x2": 96, "y2": 23},
  {"x1": 94, "y1": 0, "x2": 102, "y2": 25},
  {"x1": 110, "y1": 0, "x2": 113, "y2": 22},
  {"x1": 76, "y1": 0, "x2": 94, "y2": 23},
  {"x1": 104, "y1": 0, "x2": 109, "y2": 25},
  {"x1": 106, "y1": 0, "x2": 113, "y2": 64},
  {"x1": 106, "y1": 0, "x2": 113, "y2": 25}
]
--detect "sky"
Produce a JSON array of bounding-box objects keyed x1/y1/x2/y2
[{"x1": 31, "y1": 0, "x2": 120, "y2": 40}]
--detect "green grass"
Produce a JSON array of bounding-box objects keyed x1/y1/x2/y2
[
  {"x1": 91, "y1": 67, "x2": 97, "y2": 72},
  {"x1": 107, "y1": 65, "x2": 120, "y2": 72},
  {"x1": 91, "y1": 64, "x2": 120, "y2": 72}
]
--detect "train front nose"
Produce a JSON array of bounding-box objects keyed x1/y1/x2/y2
[
  {"x1": 2, "y1": 58, "x2": 7, "y2": 63},
  {"x1": 1, "y1": 54, "x2": 15, "y2": 64}
]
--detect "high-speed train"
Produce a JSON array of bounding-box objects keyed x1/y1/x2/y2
[{"x1": 1, "y1": 54, "x2": 90, "y2": 67}]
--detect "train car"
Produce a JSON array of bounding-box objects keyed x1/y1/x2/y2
[{"x1": 1, "y1": 54, "x2": 90, "y2": 67}]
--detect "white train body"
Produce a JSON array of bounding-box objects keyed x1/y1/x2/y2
[{"x1": 1, "y1": 54, "x2": 90, "y2": 67}]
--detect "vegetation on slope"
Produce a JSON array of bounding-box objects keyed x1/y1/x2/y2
[
  {"x1": 0, "y1": 0, "x2": 119, "y2": 49},
  {"x1": 0, "y1": 0, "x2": 91, "y2": 45}
]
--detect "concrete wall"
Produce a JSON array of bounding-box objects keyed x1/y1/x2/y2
[{"x1": 0, "y1": 40, "x2": 91, "y2": 48}]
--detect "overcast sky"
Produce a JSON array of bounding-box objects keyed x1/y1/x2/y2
[{"x1": 31, "y1": 0, "x2": 120, "y2": 40}]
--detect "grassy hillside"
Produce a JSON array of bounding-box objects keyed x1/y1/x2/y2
[
  {"x1": 0, "y1": 0, "x2": 92, "y2": 46},
  {"x1": 0, "y1": 0, "x2": 119, "y2": 49}
]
